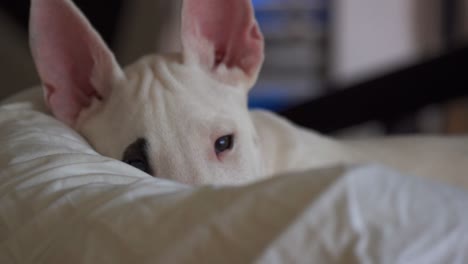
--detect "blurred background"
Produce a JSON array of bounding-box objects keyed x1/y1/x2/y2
[{"x1": 1, "y1": 0, "x2": 468, "y2": 136}]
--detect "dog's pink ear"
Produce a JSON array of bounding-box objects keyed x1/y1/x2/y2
[
  {"x1": 181, "y1": 0, "x2": 264, "y2": 86},
  {"x1": 30, "y1": 0, "x2": 123, "y2": 126}
]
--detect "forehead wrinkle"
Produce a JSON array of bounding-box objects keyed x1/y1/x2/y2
[
  {"x1": 136, "y1": 68, "x2": 158, "y2": 101},
  {"x1": 149, "y1": 55, "x2": 185, "y2": 92}
]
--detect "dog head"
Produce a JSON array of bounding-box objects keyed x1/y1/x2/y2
[{"x1": 29, "y1": 0, "x2": 265, "y2": 185}]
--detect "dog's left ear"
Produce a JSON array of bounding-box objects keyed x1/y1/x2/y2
[
  {"x1": 29, "y1": 0, "x2": 124, "y2": 126},
  {"x1": 181, "y1": 0, "x2": 264, "y2": 88}
]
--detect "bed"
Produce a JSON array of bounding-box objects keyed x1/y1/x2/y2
[{"x1": 1, "y1": 88, "x2": 468, "y2": 263}]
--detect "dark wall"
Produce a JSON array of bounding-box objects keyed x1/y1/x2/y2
[{"x1": 0, "y1": 0, "x2": 123, "y2": 48}]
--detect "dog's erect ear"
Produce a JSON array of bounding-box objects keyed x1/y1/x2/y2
[
  {"x1": 30, "y1": 0, "x2": 124, "y2": 126},
  {"x1": 181, "y1": 0, "x2": 264, "y2": 87}
]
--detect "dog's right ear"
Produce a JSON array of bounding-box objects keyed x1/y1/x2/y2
[{"x1": 30, "y1": 0, "x2": 124, "y2": 127}]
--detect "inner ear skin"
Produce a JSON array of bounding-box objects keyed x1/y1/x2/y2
[{"x1": 122, "y1": 138, "x2": 154, "y2": 176}]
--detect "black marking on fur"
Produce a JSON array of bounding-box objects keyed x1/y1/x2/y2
[{"x1": 122, "y1": 138, "x2": 153, "y2": 176}]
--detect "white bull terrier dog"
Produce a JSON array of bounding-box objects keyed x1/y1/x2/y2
[{"x1": 29, "y1": 0, "x2": 468, "y2": 186}]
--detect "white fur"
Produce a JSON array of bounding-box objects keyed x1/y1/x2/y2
[{"x1": 77, "y1": 54, "x2": 264, "y2": 185}]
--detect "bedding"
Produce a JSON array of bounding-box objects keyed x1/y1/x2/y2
[{"x1": 1, "y1": 88, "x2": 468, "y2": 263}]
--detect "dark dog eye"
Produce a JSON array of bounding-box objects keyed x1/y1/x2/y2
[
  {"x1": 215, "y1": 135, "x2": 234, "y2": 155},
  {"x1": 122, "y1": 138, "x2": 153, "y2": 175}
]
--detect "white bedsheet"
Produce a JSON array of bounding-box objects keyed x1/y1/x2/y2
[{"x1": 1, "y1": 89, "x2": 468, "y2": 263}]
